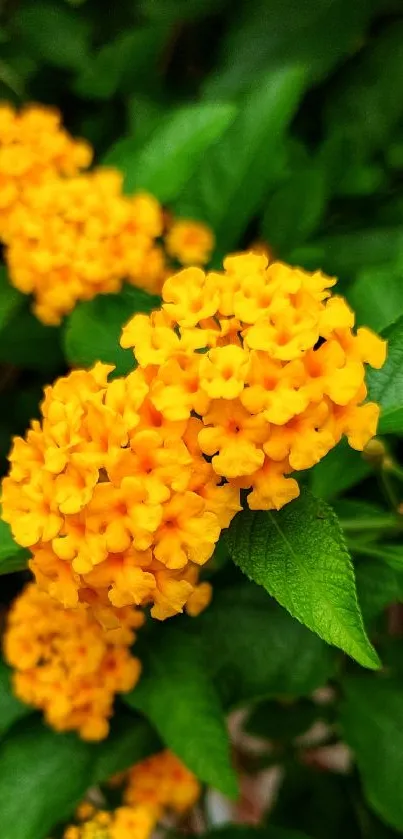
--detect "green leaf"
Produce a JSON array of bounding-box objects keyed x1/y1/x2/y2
[
  {"x1": 124, "y1": 623, "x2": 237, "y2": 798},
  {"x1": 341, "y1": 676, "x2": 403, "y2": 831},
  {"x1": 347, "y1": 267, "x2": 403, "y2": 333},
  {"x1": 367, "y1": 315, "x2": 403, "y2": 434},
  {"x1": 289, "y1": 228, "x2": 403, "y2": 280},
  {"x1": 0, "y1": 551, "x2": 29, "y2": 576},
  {"x1": 0, "y1": 268, "x2": 24, "y2": 333},
  {"x1": 176, "y1": 66, "x2": 306, "y2": 252},
  {"x1": 64, "y1": 287, "x2": 159, "y2": 375},
  {"x1": 0, "y1": 718, "x2": 94, "y2": 839},
  {"x1": 358, "y1": 543, "x2": 403, "y2": 573},
  {"x1": 0, "y1": 661, "x2": 32, "y2": 737},
  {"x1": 198, "y1": 581, "x2": 334, "y2": 708},
  {"x1": 12, "y1": 0, "x2": 90, "y2": 70},
  {"x1": 332, "y1": 162, "x2": 386, "y2": 198},
  {"x1": 0, "y1": 304, "x2": 64, "y2": 372},
  {"x1": 226, "y1": 489, "x2": 379, "y2": 669},
  {"x1": 74, "y1": 27, "x2": 169, "y2": 100},
  {"x1": 355, "y1": 558, "x2": 402, "y2": 621},
  {"x1": 126, "y1": 95, "x2": 168, "y2": 146},
  {"x1": 104, "y1": 103, "x2": 237, "y2": 203},
  {"x1": 332, "y1": 500, "x2": 399, "y2": 535},
  {"x1": 140, "y1": 0, "x2": 230, "y2": 22},
  {"x1": 261, "y1": 164, "x2": 327, "y2": 256},
  {"x1": 203, "y1": 0, "x2": 375, "y2": 100},
  {"x1": 0, "y1": 519, "x2": 29, "y2": 575},
  {"x1": 325, "y1": 23, "x2": 403, "y2": 159},
  {"x1": 90, "y1": 710, "x2": 160, "y2": 785},
  {"x1": 309, "y1": 440, "x2": 371, "y2": 501}
]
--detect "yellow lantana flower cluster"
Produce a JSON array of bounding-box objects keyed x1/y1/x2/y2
[
  {"x1": 123, "y1": 749, "x2": 201, "y2": 817},
  {"x1": 3, "y1": 582, "x2": 142, "y2": 740},
  {"x1": 63, "y1": 806, "x2": 155, "y2": 839},
  {"x1": 5, "y1": 172, "x2": 166, "y2": 325},
  {"x1": 122, "y1": 252, "x2": 386, "y2": 511},
  {"x1": 63, "y1": 751, "x2": 200, "y2": 839},
  {"x1": 165, "y1": 219, "x2": 215, "y2": 266},
  {"x1": 0, "y1": 103, "x2": 214, "y2": 325},
  {"x1": 1, "y1": 360, "x2": 237, "y2": 618},
  {"x1": 0, "y1": 103, "x2": 92, "y2": 238}
]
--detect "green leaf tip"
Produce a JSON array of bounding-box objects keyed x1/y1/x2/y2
[{"x1": 226, "y1": 488, "x2": 380, "y2": 670}]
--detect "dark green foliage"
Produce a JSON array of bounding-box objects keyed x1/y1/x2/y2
[
  {"x1": 124, "y1": 622, "x2": 238, "y2": 797},
  {"x1": 197, "y1": 580, "x2": 335, "y2": 707},
  {"x1": 0, "y1": 661, "x2": 33, "y2": 736},
  {"x1": 367, "y1": 316, "x2": 403, "y2": 434},
  {"x1": 341, "y1": 676, "x2": 403, "y2": 831},
  {"x1": 64, "y1": 286, "x2": 160, "y2": 374},
  {"x1": 0, "y1": 719, "x2": 95, "y2": 839},
  {"x1": 1, "y1": 1, "x2": 403, "y2": 836}
]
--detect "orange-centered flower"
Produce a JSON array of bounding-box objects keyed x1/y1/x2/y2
[
  {"x1": 62, "y1": 750, "x2": 200, "y2": 839},
  {"x1": 126, "y1": 251, "x2": 386, "y2": 510},
  {"x1": 4, "y1": 582, "x2": 142, "y2": 740},
  {"x1": 165, "y1": 218, "x2": 214, "y2": 266},
  {"x1": 2, "y1": 359, "x2": 229, "y2": 617},
  {"x1": 123, "y1": 750, "x2": 201, "y2": 818},
  {"x1": 63, "y1": 806, "x2": 155, "y2": 839},
  {"x1": 0, "y1": 103, "x2": 91, "y2": 239},
  {"x1": 0, "y1": 104, "x2": 217, "y2": 326},
  {"x1": 5, "y1": 170, "x2": 166, "y2": 324}
]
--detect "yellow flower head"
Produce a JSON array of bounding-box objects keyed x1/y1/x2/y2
[
  {"x1": 4, "y1": 582, "x2": 142, "y2": 740},
  {"x1": 110, "y1": 807, "x2": 155, "y2": 839},
  {"x1": 5, "y1": 169, "x2": 166, "y2": 324},
  {"x1": 123, "y1": 750, "x2": 201, "y2": 818},
  {"x1": 165, "y1": 219, "x2": 214, "y2": 266},
  {"x1": 65, "y1": 752, "x2": 199, "y2": 839},
  {"x1": 0, "y1": 104, "x2": 216, "y2": 325},
  {"x1": 2, "y1": 358, "x2": 234, "y2": 618},
  {"x1": 0, "y1": 103, "x2": 92, "y2": 237},
  {"x1": 63, "y1": 806, "x2": 154, "y2": 839},
  {"x1": 121, "y1": 251, "x2": 386, "y2": 511}
]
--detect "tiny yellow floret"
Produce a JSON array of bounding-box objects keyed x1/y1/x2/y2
[{"x1": 165, "y1": 218, "x2": 214, "y2": 266}]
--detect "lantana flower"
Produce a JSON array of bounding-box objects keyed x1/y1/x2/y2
[{"x1": 4, "y1": 582, "x2": 142, "y2": 740}]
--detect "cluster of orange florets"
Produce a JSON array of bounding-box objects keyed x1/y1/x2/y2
[
  {"x1": 63, "y1": 806, "x2": 154, "y2": 839},
  {"x1": 122, "y1": 749, "x2": 201, "y2": 817},
  {"x1": 62, "y1": 751, "x2": 200, "y2": 839},
  {"x1": 1, "y1": 358, "x2": 231, "y2": 618},
  {"x1": 4, "y1": 582, "x2": 142, "y2": 740},
  {"x1": 1, "y1": 252, "x2": 386, "y2": 622},
  {"x1": 123, "y1": 252, "x2": 387, "y2": 510},
  {"x1": 0, "y1": 103, "x2": 92, "y2": 236},
  {"x1": 0, "y1": 103, "x2": 214, "y2": 325}
]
